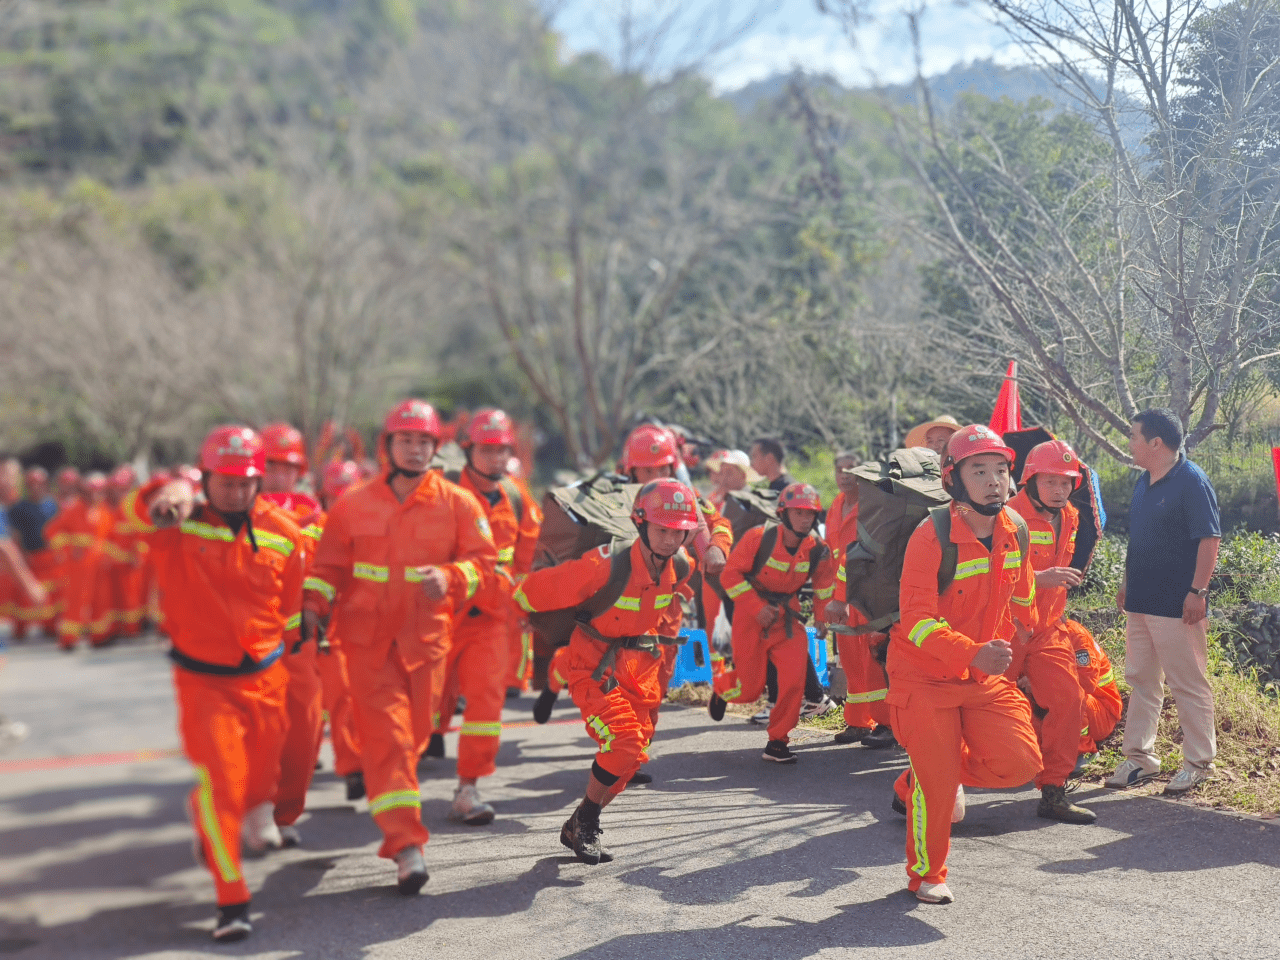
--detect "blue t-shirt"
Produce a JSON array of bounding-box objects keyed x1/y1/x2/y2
[
  {"x1": 6, "y1": 497, "x2": 57, "y2": 552},
  {"x1": 1125, "y1": 456, "x2": 1220, "y2": 618}
]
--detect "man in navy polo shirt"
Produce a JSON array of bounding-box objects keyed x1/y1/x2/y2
[{"x1": 1108, "y1": 409, "x2": 1220, "y2": 795}]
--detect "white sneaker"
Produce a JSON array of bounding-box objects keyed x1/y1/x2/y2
[
  {"x1": 916, "y1": 881, "x2": 954, "y2": 904},
  {"x1": 278, "y1": 824, "x2": 302, "y2": 847},
  {"x1": 241, "y1": 801, "x2": 283, "y2": 853},
  {"x1": 394, "y1": 845, "x2": 428, "y2": 895},
  {"x1": 449, "y1": 783, "x2": 495, "y2": 826},
  {"x1": 1164, "y1": 764, "x2": 1213, "y2": 795},
  {"x1": 952, "y1": 785, "x2": 966, "y2": 824},
  {"x1": 748, "y1": 705, "x2": 772, "y2": 724},
  {"x1": 1105, "y1": 758, "x2": 1161, "y2": 789},
  {"x1": 799, "y1": 696, "x2": 835, "y2": 719}
]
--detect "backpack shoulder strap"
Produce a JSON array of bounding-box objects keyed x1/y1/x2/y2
[
  {"x1": 929, "y1": 505, "x2": 959, "y2": 595},
  {"x1": 499, "y1": 477, "x2": 524, "y2": 525},
  {"x1": 579, "y1": 546, "x2": 634, "y2": 621},
  {"x1": 748, "y1": 523, "x2": 780, "y2": 580},
  {"x1": 672, "y1": 547, "x2": 691, "y2": 583},
  {"x1": 807, "y1": 535, "x2": 828, "y2": 569},
  {"x1": 1004, "y1": 506, "x2": 1031, "y2": 559}
]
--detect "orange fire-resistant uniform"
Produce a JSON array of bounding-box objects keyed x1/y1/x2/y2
[
  {"x1": 108, "y1": 504, "x2": 148, "y2": 638},
  {"x1": 516, "y1": 540, "x2": 693, "y2": 791},
  {"x1": 434, "y1": 468, "x2": 541, "y2": 779},
  {"x1": 303, "y1": 472, "x2": 497, "y2": 859},
  {"x1": 54, "y1": 499, "x2": 124, "y2": 647},
  {"x1": 1061, "y1": 618, "x2": 1122, "y2": 753},
  {"x1": 124, "y1": 480, "x2": 303, "y2": 907},
  {"x1": 713, "y1": 524, "x2": 837, "y2": 744},
  {"x1": 824, "y1": 490, "x2": 891, "y2": 731},
  {"x1": 501, "y1": 474, "x2": 541, "y2": 692},
  {"x1": 888, "y1": 503, "x2": 1043, "y2": 891},
  {"x1": 1004, "y1": 490, "x2": 1088, "y2": 789}
]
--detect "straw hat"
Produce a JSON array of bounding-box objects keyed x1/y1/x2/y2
[
  {"x1": 904, "y1": 415, "x2": 962, "y2": 450},
  {"x1": 718, "y1": 449, "x2": 763, "y2": 484}
]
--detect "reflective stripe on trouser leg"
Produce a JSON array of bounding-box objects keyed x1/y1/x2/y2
[
  {"x1": 453, "y1": 617, "x2": 507, "y2": 780},
  {"x1": 566, "y1": 641, "x2": 661, "y2": 786}
]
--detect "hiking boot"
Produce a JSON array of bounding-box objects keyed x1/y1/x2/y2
[
  {"x1": 560, "y1": 805, "x2": 611, "y2": 865},
  {"x1": 800, "y1": 696, "x2": 835, "y2": 719},
  {"x1": 952, "y1": 785, "x2": 966, "y2": 824},
  {"x1": 278, "y1": 824, "x2": 302, "y2": 847},
  {"x1": 708, "y1": 693, "x2": 727, "y2": 722},
  {"x1": 762, "y1": 740, "x2": 797, "y2": 764},
  {"x1": 212, "y1": 902, "x2": 252, "y2": 942},
  {"x1": 861, "y1": 725, "x2": 897, "y2": 749},
  {"x1": 533, "y1": 689, "x2": 559, "y2": 725},
  {"x1": 394, "y1": 845, "x2": 429, "y2": 894},
  {"x1": 506, "y1": 686, "x2": 522, "y2": 700},
  {"x1": 423, "y1": 732, "x2": 445, "y2": 760},
  {"x1": 915, "y1": 882, "x2": 954, "y2": 904},
  {"x1": 834, "y1": 725, "x2": 871, "y2": 745},
  {"x1": 1037, "y1": 785, "x2": 1097, "y2": 824},
  {"x1": 1105, "y1": 758, "x2": 1160, "y2": 789},
  {"x1": 345, "y1": 771, "x2": 366, "y2": 801},
  {"x1": 1164, "y1": 764, "x2": 1213, "y2": 795},
  {"x1": 628, "y1": 770, "x2": 653, "y2": 786},
  {"x1": 748, "y1": 705, "x2": 772, "y2": 725},
  {"x1": 449, "y1": 783, "x2": 496, "y2": 826},
  {"x1": 241, "y1": 802, "x2": 283, "y2": 854}
]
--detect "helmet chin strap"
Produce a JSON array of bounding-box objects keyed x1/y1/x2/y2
[
  {"x1": 465, "y1": 457, "x2": 505, "y2": 484},
  {"x1": 1025, "y1": 477, "x2": 1063, "y2": 515},
  {"x1": 385, "y1": 436, "x2": 425, "y2": 483},
  {"x1": 949, "y1": 480, "x2": 1007, "y2": 517},
  {"x1": 637, "y1": 523, "x2": 688, "y2": 562},
  {"x1": 778, "y1": 510, "x2": 813, "y2": 537}
]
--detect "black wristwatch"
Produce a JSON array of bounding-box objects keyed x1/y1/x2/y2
[{"x1": 1189, "y1": 586, "x2": 1209, "y2": 598}]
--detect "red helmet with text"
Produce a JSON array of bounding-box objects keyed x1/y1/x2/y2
[
  {"x1": 262, "y1": 422, "x2": 308, "y2": 470},
  {"x1": 460, "y1": 409, "x2": 516, "y2": 448},
  {"x1": 109, "y1": 465, "x2": 137, "y2": 491},
  {"x1": 199, "y1": 426, "x2": 266, "y2": 478},
  {"x1": 942, "y1": 424, "x2": 1015, "y2": 483},
  {"x1": 383, "y1": 399, "x2": 442, "y2": 438},
  {"x1": 621, "y1": 425, "x2": 680, "y2": 471},
  {"x1": 1022, "y1": 439, "x2": 1083, "y2": 489},
  {"x1": 630, "y1": 479, "x2": 700, "y2": 530},
  {"x1": 779, "y1": 482, "x2": 823, "y2": 513}
]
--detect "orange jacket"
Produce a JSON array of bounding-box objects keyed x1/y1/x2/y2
[
  {"x1": 1008, "y1": 490, "x2": 1078, "y2": 630},
  {"x1": 447, "y1": 469, "x2": 542, "y2": 616},
  {"x1": 124, "y1": 480, "x2": 305, "y2": 669},
  {"x1": 720, "y1": 523, "x2": 837, "y2": 623},
  {"x1": 513, "y1": 539, "x2": 692, "y2": 641},
  {"x1": 824, "y1": 492, "x2": 859, "y2": 625},
  {"x1": 302, "y1": 472, "x2": 499, "y2": 668},
  {"x1": 699, "y1": 495, "x2": 734, "y2": 559},
  {"x1": 888, "y1": 504, "x2": 1038, "y2": 693},
  {"x1": 53, "y1": 500, "x2": 121, "y2": 565}
]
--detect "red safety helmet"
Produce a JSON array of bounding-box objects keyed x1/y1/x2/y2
[
  {"x1": 460, "y1": 409, "x2": 516, "y2": 448},
  {"x1": 200, "y1": 426, "x2": 266, "y2": 478},
  {"x1": 942, "y1": 424, "x2": 1016, "y2": 483},
  {"x1": 262, "y1": 422, "x2": 308, "y2": 470},
  {"x1": 384, "y1": 399, "x2": 442, "y2": 439},
  {"x1": 56, "y1": 466, "x2": 80, "y2": 487},
  {"x1": 1023, "y1": 439, "x2": 1083, "y2": 489},
  {"x1": 630, "y1": 478, "x2": 700, "y2": 530},
  {"x1": 82, "y1": 472, "x2": 108, "y2": 493},
  {"x1": 779, "y1": 482, "x2": 823, "y2": 513},
  {"x1": 109, "y1": 465, "x2": 136, "y2": 491},
  {"x1": 621, "y1": 425, "x2": 680, "y2": 471},
  {"x1": 322, "y1": 460, "x2": 362, "y2": 501}
]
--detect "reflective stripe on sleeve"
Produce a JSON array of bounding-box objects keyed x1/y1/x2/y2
[
  {"x1": 353, "y1": 563, "x2": 389, "y2": 583},
  {"x1": 255, "y1": 530, "x2": 295, "y2": 558},
  {"x1": 614, "y1": 596, "x2": 641, "y2": 611},
  {"x1": 815, "y1": 585, "x2": 835, "y2": 600},
  {"x1": 301, "y1": 524, "x2": 323, "y2": 542},
  {"x1": 284, "y1": 613, "x2": 301, "y2": 631},
  {"x1": 907, "y1": 618, "x2": 947, "y2": 647},
  {"x1": 654, "y1": 594, "x2": 673, "y2": 609},
  {"x1": 1096, "y1": 668, "x2": 1115, "y2": 687},
  {"x1": 764, "y1": 557, "x2": 790, "y2": 572},
  {"x1": 180, "y1": 521, "x2": 234, "y2": 543},
  {"x1": 304, "y1": 576, "x2": 336, "y2": 602},
  {"x1": 497, "y1": 546, "x2": 515, "y2": 564},
  {"x1": 457, "y1": 561, "x2": 480, "y2": 599},
  {"x1": 513, "y1": 587, "x2": 535, "y2": 613},
  {"x1": 725, "y1": 581, "x2": 752, "y2": 599}
]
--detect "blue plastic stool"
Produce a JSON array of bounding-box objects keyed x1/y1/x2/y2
[
  {"x1": 670, "y1": 629, "x2": 713, "y2": 686},
  {"x1": 807, "y1": 627, "x2": 830, "y2": 687}
]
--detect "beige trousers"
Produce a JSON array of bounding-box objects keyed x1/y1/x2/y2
[{"x1": 1122, "y1": 612, "x2": 1216, "y2": 770}]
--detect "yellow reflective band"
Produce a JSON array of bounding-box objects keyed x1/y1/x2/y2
[
  {"x1": 815, "y1": 585, "x2": 835, "y2": 600},
  {"x1": 764, "y1": 557, "x2": 791, "y2": 572},
  {"x1": 836, "y1": 566, "x2": 847, "y2": 583},
  {"x1": 180, "y1": 520, "x2": 234, "y2": 543},
  {"x1": 1004, "y1": 551, "x2": 1023, "y2": 568},
  {"x1": 910, "y1": 765, "x2": 930, "y2": 878},
  {"x1": 1012, "y1": 580, "x2": 1037, "y2": 607},
  {"x1": 194, "y1": 765, "x2": 240, "y2": 884},
  {"x1": 725, "y1": 581, "x2": 752, "y2": 599},
  {"x1": 654, "y1": 594, "x2": 674, "y2": 609},
  {"x1": 304, "y1": 576, "x2": 336, "y2": 602},
  {"x1": 353, "y1": 563, "x2": 389, "y2": 583},
  {"x1": 721, "y1": 681, "x2": 742, "y2": 702},
  {"x1": 457, "y1": 560, "x2": 480, "y2": 599},
  {"x1": 1081, "y1": 726, "x2": 1090, "y2": 737},
  {"x1": 302, "y1": 524, "x2": 323, "y2": 542},
  {"x1": 908, "y1": 618, "x2": 946, "y2": 647},
  {"x1": 404, "y1": 568, "x2": 424, "y2": 583},
  {"x1": 517, "y1": 629, "x2": 532, "y2": 677},
  {"x1": 587, "y1": 716, "x2": 614, "y2": 753},
  {"x1": 122, "y1": 490, "x2": 155, "y2": 533},
  {"x1": 952, "y1": 558, "x2": 989, "y2": 581},
  {"x1": 795, "y1": 561, "x2": 810, "y2": 573},
  {"x1": 614, "y1": 596, "x2": 642, "y2": 611},
  {"x1": 255, "y1": 530, "x2": 295, "y2": 558},
  {"x1": 1096, "y1": 669, "x2": 1115, "y2": 686},
  {"x1": 368, "y1": 789, "x2": 422, "y2": 816},
  {"x1": 284, "y1": 613, "x2": 301, "y2": 631},
  {"x1": 497, "y1": 547, "x2": 515, "y2": 564},
  {"x1": 513, "y1": 587, "x2": 536, "y2": 613},
  {"x1": 1029, "y1": 531, "x2": 1055, "y2": 545},
  {"x1": 460, "y1": 721, "x2": 503, "y2": 737},
  {"x1": 846, "y1": 688, "x2": 888, "y2": 703}
]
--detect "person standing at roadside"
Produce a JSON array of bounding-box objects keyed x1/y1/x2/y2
[{"x1": 1107, "y1": 409, "x2": 1220, "y2": 796}]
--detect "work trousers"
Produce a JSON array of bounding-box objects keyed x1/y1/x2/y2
[{"x1": 1123, "y1": 612, "x2": 1216, "y2": 770}]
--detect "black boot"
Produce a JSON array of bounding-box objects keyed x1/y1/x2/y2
[
  {"x1": 424, "y1": 732, "x2": 445, "y2": 759},
  {"x1": 533, "y1": 688, "x2": 559, "y2": 724},
  {"x1": 1037, "y1": 784, "x2": 1097, "y2": 824},
  {"x1": 861, "y1": 725, "x2": 897, "y2": 749},
  {"x1": 560, "y1": 803, "x2": 612, "y2": 865},
  {"x1": 708, "y1": 693, "x2": 727, "y2": 722},
  {"x1": 345, "y1": 771, "x2": 366, "y2": 801},
  {"x1": 834, "y1": 725, "x2": 871, "y2": 744}
]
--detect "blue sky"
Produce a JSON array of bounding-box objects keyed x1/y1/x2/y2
[{"x1": 550, "y1": 1, "x2": 1023, "y2": 91}]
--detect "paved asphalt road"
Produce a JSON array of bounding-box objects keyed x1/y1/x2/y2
[{"x1": 2, "y1": 638, "x2": 1279, "y2": 960}]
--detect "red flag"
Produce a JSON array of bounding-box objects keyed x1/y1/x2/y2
[{"x1": 989, "y1": 360, "x2": 1023, "y2": 434}]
